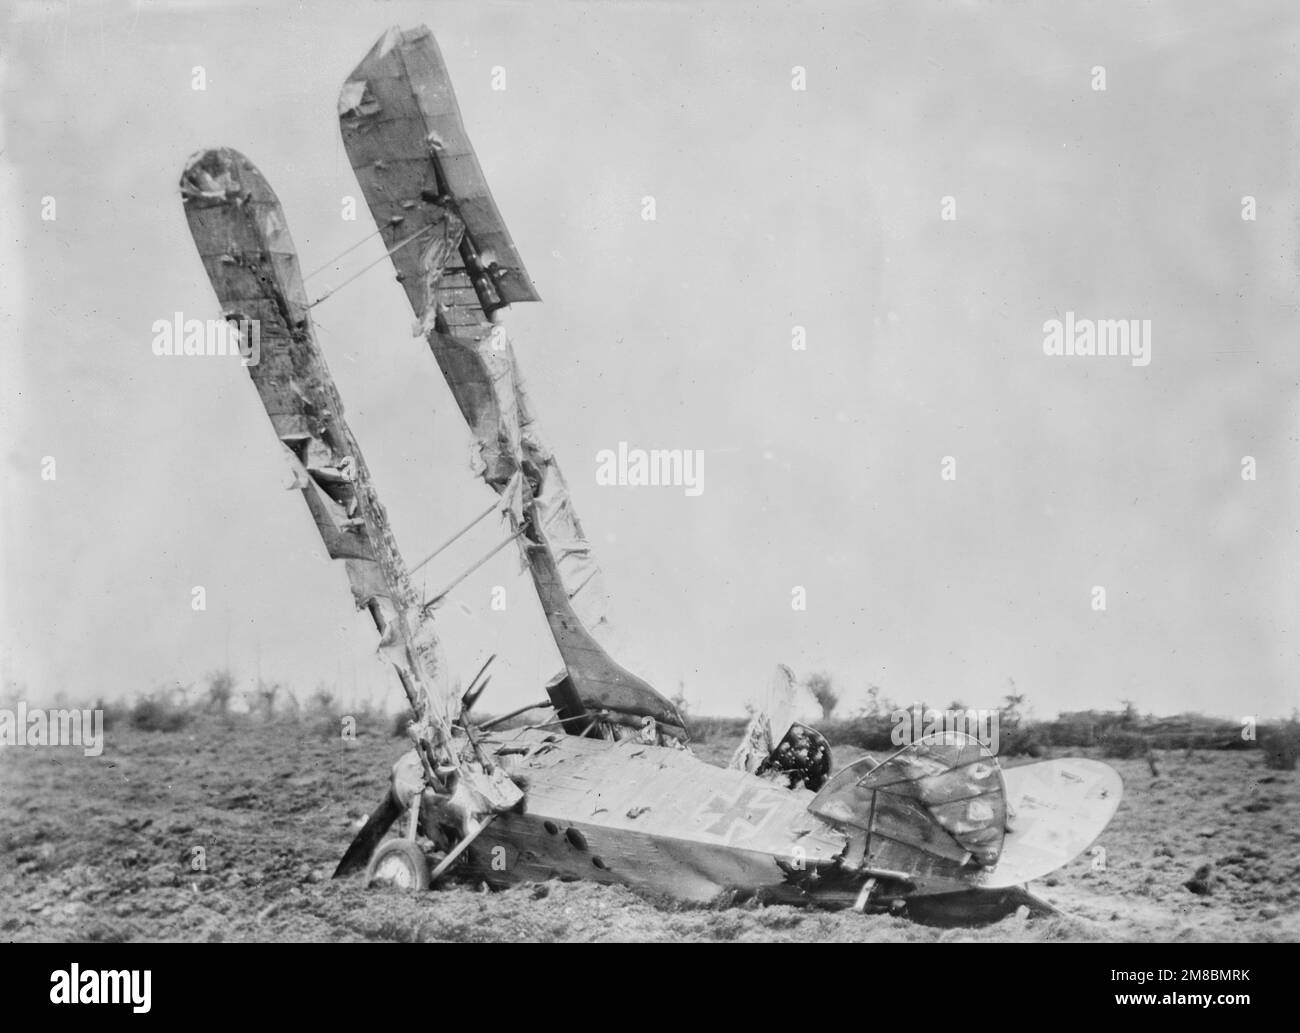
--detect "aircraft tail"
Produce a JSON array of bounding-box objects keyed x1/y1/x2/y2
[{"x1": 809, "y1": 733, "x2": 1007, "y2": 888}]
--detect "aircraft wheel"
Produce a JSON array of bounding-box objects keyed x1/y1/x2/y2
[
  {"x1": 365, "y1": 839, "x2": 430, "y2": 892},
  {"x1": 903, "y1": 888, "x2": 1021, "y2": 927}
]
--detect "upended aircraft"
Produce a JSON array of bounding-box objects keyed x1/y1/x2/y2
[{"x1": 180, "y1": 24, "x2": 1121, "y2": 924}]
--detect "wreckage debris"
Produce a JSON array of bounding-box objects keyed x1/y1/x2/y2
[{"x1": 176, "y1": 24, "x2": 1125, "y2": 922}]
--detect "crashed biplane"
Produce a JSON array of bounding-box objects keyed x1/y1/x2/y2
[{"x1": 180, "y1": 24, "x2": 1121, "y2": 923}]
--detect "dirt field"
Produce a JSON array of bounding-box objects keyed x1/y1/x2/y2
[{"x1": 1, "y1": 717, "x2": 1296, "y2": 942}]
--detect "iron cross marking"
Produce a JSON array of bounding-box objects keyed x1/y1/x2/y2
[{"x1": 698, "y1": 784, "x2": 781, "y2": 844}]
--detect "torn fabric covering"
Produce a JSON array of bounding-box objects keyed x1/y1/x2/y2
[
  {"x1": 337, "y1": 25, "x2": 540, "y2": 311},
  {"x1": 483, "y1": 323, "x2": 612, "y2": 634},
  {"x1": 415, "y1": 209, "x2": 466, "y2": 336},
  {"x1": 339, "y1": 25, "x2": 684, "y2": 733},
  {"x1": 422, "y1": 324, "x2": 613, "y2": 634},
  {"x1": 179, "y1": 147, "x2": 463, "y2": 745},
  {"x1": 731, "y1": 665, "x2": 802, "y2": 774},
  {"x1": 510, "y1": 348, "x2": 610, "y2": 634},
  {"x1": 338, "y1": 24, "x2": 612, "y2": 636}
]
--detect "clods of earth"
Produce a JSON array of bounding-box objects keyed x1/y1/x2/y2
[{"x1": 1, "y1": 718, "x2": 1296, "y2": 942}]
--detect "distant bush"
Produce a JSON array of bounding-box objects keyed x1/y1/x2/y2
[
  {"x1": 92, "y1": 698, "x2": 129, "y2": 733},
  {"x1": 805, "y1": 672, "x2": 839, "y2": 721},
  {"x1": 812, "y1": 713, "x2": 1052, "y2": 758},
  {"x1": 310, "y1": 684, "x2": 336, "y2": 711},
  {"x1": 252, "y1": 680, "x2": 282, "y2": 721},
  {"x1": 1100, "y1": 729, "x2": 1150, "y2": 759},
  {"x1": 206, "y1": 669, "x2": 235, "y2": 713},
  {"x1": 1261, "y1": 719, "x2": 1300, "y2": 771},
  {"x1": 63, "y1": 673, "x2": 1279, "y2": 768},
  {"x1": 1046, "y1": 709, "x2": 1249, "y2": 751},
  {"x1": 998, "y1": 723, "x2": 1051, "y2": 758},
  {"x1": 1051, "y1": 713, "x2": 1102, "y2": 747},
  {"x1": 1051, "y1": 709, "x2": 1141, "y2": 747},
  {"x1": 129, "y1": 692, "x2": 191, "y2": 733},
  {"x1": 685, "y1": 715, "x2": 749, "y2": 744},
  {"x1": 812, "y1": 716, "x2": 897, "y2": 752}
]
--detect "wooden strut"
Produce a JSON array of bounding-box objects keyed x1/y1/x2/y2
[
  {"x1": 461, "y1": 676, "x2": 492, "y2": 714},
  {"x1": 475, "y1": 701, "x2": 552, "y2": 731},
  {"x1": 428, "y1": 815, "x2": 497, "y2": 884},
  {"x1": 495, "y1": 711, "x2": 592, "y2": 750},
  {"x1": 863, "y1": 788, "x2": 878, "y2": 865},
  {"x1": 460, "y1": 653, "x2": 496, "y2": 707},
  {"x1": 853, "y1": 877, "x2": 877, "y2": 914}
]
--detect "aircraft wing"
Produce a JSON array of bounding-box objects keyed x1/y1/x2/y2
[
  {"x1": 180, "y1": 146, "x2": 522, "y2": 814},
  {"x1": 180, "y1": 148, "x2": 444, "y2": 714},
  {"x1": 339, "y1": 26, "x2": 685, "y2": 736},
  {"x1": 339, "y1": 24, "x2": 538, "y2": 335}
]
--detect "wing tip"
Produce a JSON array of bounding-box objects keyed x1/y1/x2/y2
[
  {"x1": 179, "y1": 146, "x2": 258, "y2": 203},
  {"x1": 371, "y1": 24, "x2": 404, "y2": 60}
]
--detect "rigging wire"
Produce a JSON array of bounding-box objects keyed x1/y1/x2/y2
[
  {"x1": 302, "y1": 222, "x2": 390, "y2": 280},
  {"x1": 309, "y1": 223, "x2": 435, "y2": 308},
  {"x1": 409, "y1": 499, "x2": 501, "y2": 576},
  {"x1": 420, "y1": 527, "x2": 526, "y2": 614}
]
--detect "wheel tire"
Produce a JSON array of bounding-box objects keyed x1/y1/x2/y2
[
  {"x1": 365, "y1": 839, "x2": 430, "y2": 892},
  {"x1": 903, "y1": 888, "x2": 1021, "y2": 927}
]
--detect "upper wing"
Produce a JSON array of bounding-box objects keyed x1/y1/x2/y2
[
  {"x1": 339, "y1": 24, "x2": 538, "y2": 337},
  {"x1": 339, "y1": 26, "x2": 684, "y2": 736}
]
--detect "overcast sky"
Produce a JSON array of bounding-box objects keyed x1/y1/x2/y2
[{"x1": 2, "y1": 0, "x2": 1298, "y2": 721}]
